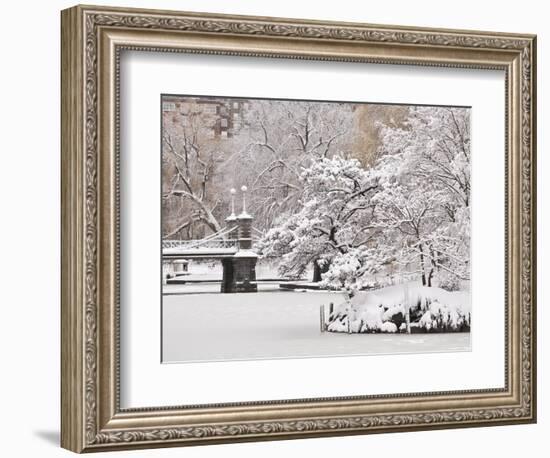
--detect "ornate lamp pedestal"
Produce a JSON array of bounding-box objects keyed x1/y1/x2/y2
[{"x1": 221, "y1": 255, "x2": 258, "y2": 293}]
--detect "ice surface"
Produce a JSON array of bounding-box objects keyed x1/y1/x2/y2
[{"x1": 162, "y1": 288, "x2": 470, "y2": 363}]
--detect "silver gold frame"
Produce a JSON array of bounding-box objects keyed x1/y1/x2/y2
[{"x1": 61, "y1": 4, "x2": 537, "y2": 453}]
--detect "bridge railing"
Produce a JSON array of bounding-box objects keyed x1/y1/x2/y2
[
  {"x1": 162, "y1": 221, "x2": 266, "y2": 254},
  {"x1": 162, "y1": 239, "x2": 240, "y2": 250}
]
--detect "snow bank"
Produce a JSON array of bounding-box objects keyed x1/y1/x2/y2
[{"x1": 327, "y1": 282, "x2": 470, "y2": 334}]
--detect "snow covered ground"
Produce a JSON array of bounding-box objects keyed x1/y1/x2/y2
[
  {"x1": 162, "y1": 288, "x2": 471, "y2": 363},
  {"x1": 328, "y1": 282, "x2": 471, "y2": 333}
]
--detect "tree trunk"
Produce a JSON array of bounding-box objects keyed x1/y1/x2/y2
[
  {"x1": 427, "y1": 268, "x2": 434, "y2": 287},
  {"x1": 427, "y1": 246, "x2": 436, "y2": 287},
  {"x1": 312, "y1": 260, "x2": 330, "y2": 282},
  {"x1": 418, "y1": 243, "x2": 427, "y2": 286},
  {"x1": 171, "y1": 189, "x2": 223, "y2": 236}
]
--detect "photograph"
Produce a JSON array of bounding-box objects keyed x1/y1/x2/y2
[{"x1": 161, "y1": 95, "x2": 472, "y2": 363}]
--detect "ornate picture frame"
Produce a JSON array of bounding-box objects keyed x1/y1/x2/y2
[{"x1": 61, "y1": 4, "x2": 536, "y2": 453}]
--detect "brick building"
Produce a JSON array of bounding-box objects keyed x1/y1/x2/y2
[{"x1": 162, "y1": 95, "x2": 249, "y2": 139}]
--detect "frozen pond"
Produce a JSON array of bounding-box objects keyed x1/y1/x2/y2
[{"x1": 162, "y1": 288, "x2": 471, "y2": 363}]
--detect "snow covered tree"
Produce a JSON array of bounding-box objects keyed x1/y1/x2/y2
[
  {"x1": 162, "y1": 99, "x2": 249, "y2": 239},
  {"x1": 377, "y1": 106, "x2": 470, "y2": 213},
  {"x1": 260, "y1": 105, "x2": 470, "y2": 291},
  {"x1": 372, "y1": 180, "x2": 447, "y2": 287},
  {"x1": 257, "y1": 156, "x2": 379, "y2": 283},
  {"x1": 375, "y1": 106, "x2": 471, "y2": 289},
  {"x1": 237, "y1": 100, "x2": 355, "y2": 231}
]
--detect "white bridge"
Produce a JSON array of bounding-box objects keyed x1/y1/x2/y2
[
  {"x1": 162, "y1": 186, "x2": 263, "y2": 292},
  {"x1": 162, "y1": 226, "x2": 264, "y2": 259},
  {"x1": 163, "y1": 226, "x2": 240, "y2": 259}
]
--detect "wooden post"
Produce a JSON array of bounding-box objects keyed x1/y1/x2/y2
[
  {"x1": 320, "y1": 305, "x2": 326, "y2": 332},
  {"x1": 404, "y1": 282, "x2": 411, "y2": 334}
]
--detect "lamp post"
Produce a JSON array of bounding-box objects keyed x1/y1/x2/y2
[
  {"x1": 237, "y1": 185, "x2": 253, "y2": 250},
  {"x1": 240, "y1": 185, "x2": 248, "y2": 217},
  {"x1": 225, "y1": 188, "x2": 238, "y2": 238},
  {"x1": 229, "y1": 187, "x2": 236, "y2": 219}
]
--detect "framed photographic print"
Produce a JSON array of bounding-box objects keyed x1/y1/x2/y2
[{"x1": 61, "y1": 4, "x2": 537, "y2": 453}]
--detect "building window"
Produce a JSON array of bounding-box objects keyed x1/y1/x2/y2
[
  {"x1": 200, "y1": 104, "x2": 217, "y2": 114},
  {"x1": 220, "y1": 118, "x2": 228, "y2": 128},
  {"x1": 162, "y1": 102, "x2": 176, "y2": 111}
]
